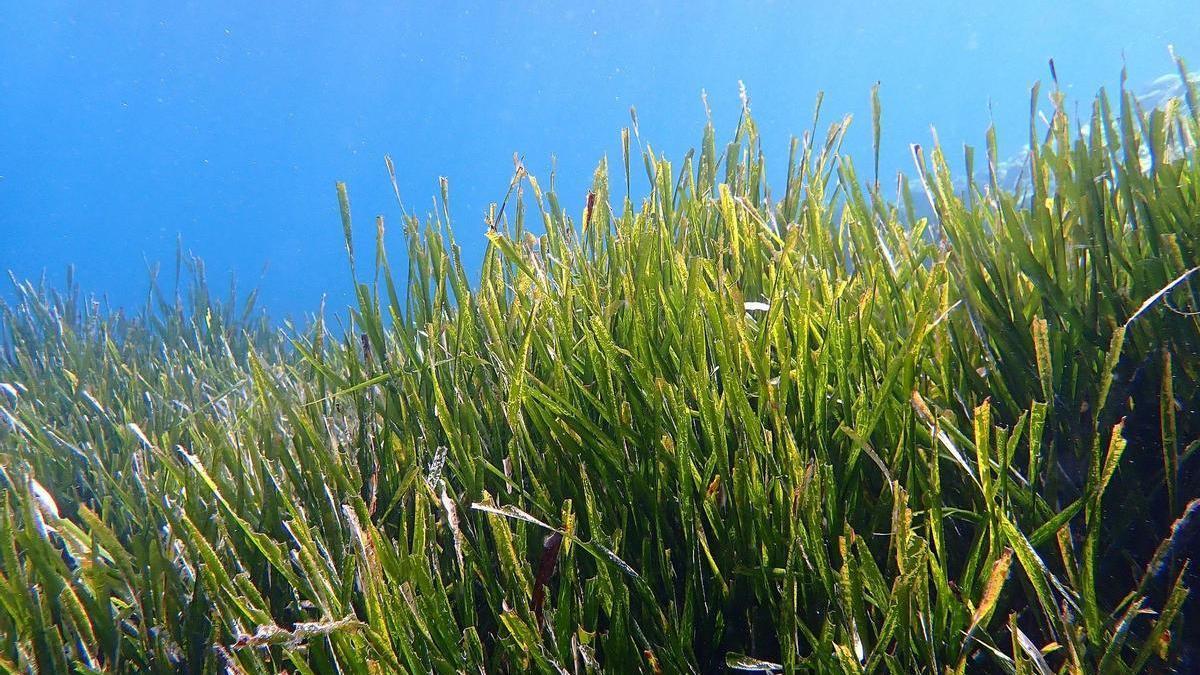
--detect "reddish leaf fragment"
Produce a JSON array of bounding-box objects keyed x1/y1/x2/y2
[{"x1": 532, "y1": 531, "x2": 564, "y2": 628}]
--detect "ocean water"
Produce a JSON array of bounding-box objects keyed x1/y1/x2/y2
[
  {"x1": 4, "y1": 5, "x2": 1200, "y2": 671},
  {"x1": 2, "y1": 1, "x2": 1198, "y2": 318}
]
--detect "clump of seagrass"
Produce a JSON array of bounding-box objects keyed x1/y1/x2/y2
[{"x1": 1, "y1": 56, "x2": 1198, "y2": 673}]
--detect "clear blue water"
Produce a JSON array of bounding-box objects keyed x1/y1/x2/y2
[{"x1": 3, "y1": 2, "x2": 1198, "y2": 318}]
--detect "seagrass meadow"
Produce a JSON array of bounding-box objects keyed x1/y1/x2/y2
[{"x1": 2, "y1": 59, "x2": 1199, "y2": 674}]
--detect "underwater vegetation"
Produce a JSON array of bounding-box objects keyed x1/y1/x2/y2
[
  {"x1": 976, "y1": 68, "x2": 1200, "y2": 195},
  {"x1": 1, "y1": 56, "x2": 1199, "y2": 674}
]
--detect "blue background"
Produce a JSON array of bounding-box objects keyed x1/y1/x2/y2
[{"x1": 3, "y1": 2, "x2": 1198, "y2": 319}]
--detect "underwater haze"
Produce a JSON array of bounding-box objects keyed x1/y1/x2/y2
[{"x1": 2, "y1": 1, "x2": 1199, "y2": 315}]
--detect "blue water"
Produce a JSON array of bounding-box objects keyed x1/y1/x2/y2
[{"x1": 3, "y1": 2, "x2": 1198, "y2": 319}]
